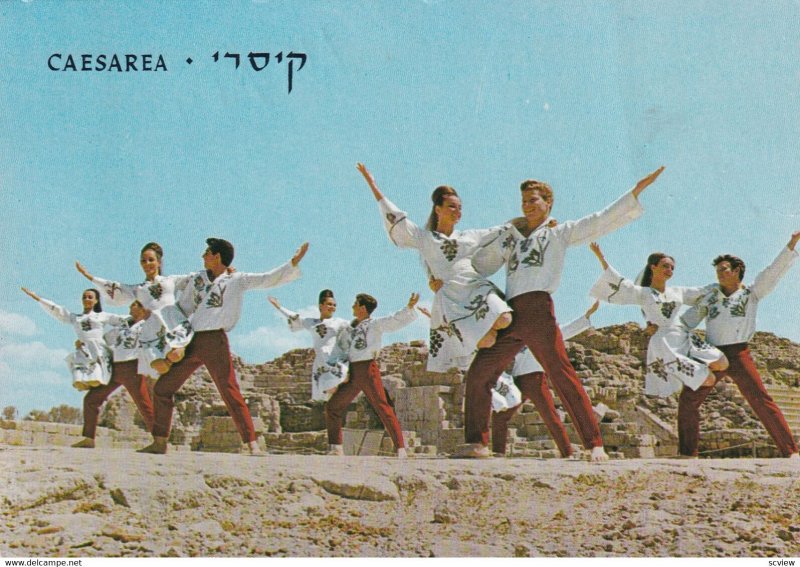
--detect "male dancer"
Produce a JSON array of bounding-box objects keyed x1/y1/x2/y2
[
  {"x1": 677, "y1": 232, "x2": 800, "y2": 459},
  {"x1": 491, "y1": 302, "x2": 599, "y2": 457},
  {"x1": 462, "y1": 166, "x2": 664, "y2": 459},
  {"x1": 139, "y1": 238, "x2": 308, "y2": 455},
  {"x1": 325, "y1": 292, "x2": 419, "y2": 458}
]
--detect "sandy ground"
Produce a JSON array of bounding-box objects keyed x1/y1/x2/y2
[{"x1": 1, "y1": 445, "x2": 800, "y2": 558}]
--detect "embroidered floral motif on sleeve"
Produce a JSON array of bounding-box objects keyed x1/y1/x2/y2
[
  {"x1": 689, "y1": 332, "x2": 711, "y2": 350},
  {"x1": 647, "y1": 358, "x2": 668, "y2": 380},
  {"x1": 104, "y1": 282, "x2": 121, "y2": 300},
  {"x1": 607, "y1": 277, "x2": 625, "y2": 302}
]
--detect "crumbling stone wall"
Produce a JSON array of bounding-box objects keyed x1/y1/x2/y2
[{"x1": 7, "y1": 323, "x2": 800, "y2": 457}]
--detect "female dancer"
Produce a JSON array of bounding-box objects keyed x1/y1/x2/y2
[
  {"x1": 357, "y1": 163, "x2": 512, "y2": 372},
  {"x1": 268, "y1": 289, "x2": 350, "y2": 401},
  {"x1": 72, "y1": 300, "x2": 155, "y2": 448},
  {"x1": 21, "y1": 287, "x2": 126, "y2": 390},
  {"x1": 589, "y1": 242, "x2": 728, "y2": 397},
  {"x1": 76, "y1": 242, "x2": 192, "y2": 376}
]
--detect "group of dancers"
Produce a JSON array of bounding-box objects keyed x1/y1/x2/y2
[{"x1": 22, "y1": 163, "x2": 800, "y2": 460}]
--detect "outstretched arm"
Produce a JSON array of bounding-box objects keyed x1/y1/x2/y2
[
  {"x1": 750, "y1": 230, "x2": 800, "y2": 299},
  {"x1": 357, "y1": 163, "x2": 384, "y2": 201},
  {"x1": 75, "y1": 262, "x2": 94, "y2": 282},
  {"x1": 560, "y1": 301, "x2": 600, "y2": 340},
  {"x1": 268, "y1": 296, "x2": 304, "y2": 331},
  {"x1": 291, "y1": 242, "x2": 309, "y2": 266},
  {"x1": 21, "y1": 287, "x2": 41, "y2": 302},
  {"x1": 23, "y1": 288, "x2": 71, "y2": 324},
  {"x1": 374, "y1": 293, "x2": 420, "y2": 333},
  {"x1": 563, "y1": 169, "x2": 663, "y2": 247},
  {"x1": 631, "y1": 166, "x2": 665, "y2": 199},
  {"x1": 589, "y1": 242, "x2": 609, "y2": 270}
]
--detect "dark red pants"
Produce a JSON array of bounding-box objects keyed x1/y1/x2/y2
[
  {"x1": 465, "y1": 291, "x2": 602, "y2": 449},
  {"x1": 491, "y1": 371, "x2": 573, "y2": 456},
  {"x1": 325, "y1": 360, "x2": 405, "y2": 450},
  {"x1": 82, "y1": 360, "x2": 154, "y2": 439},
  {"x1": 152, "y1": 330, "x2": 256, "y2": 443},
  {"x1": 678, "y1": 343, "x2": 798, "y2": 457}
]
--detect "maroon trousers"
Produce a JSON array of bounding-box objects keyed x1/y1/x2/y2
[
  {"x1": 678, "y1": 343, "x2": 798, "y2": 457},
  {"x1": 491, "y1": 371, "x2": 573, "y2": 456},
  {"x1": 325, "y1": 360, "x2": 405, "y2": 450},
  {"x1": 152, "y1": 330, "x2": 256, "y2": 443},
  {"x1": 465, "y1": 291, "x2": 602, "y2": 449},
  {"x1": 82, "y1": 360, "x2": 154, "y2": 439}
]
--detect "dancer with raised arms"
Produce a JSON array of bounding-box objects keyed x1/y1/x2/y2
[
  {"x1": 72, "y1": 300, "x2": 155, "y2": 449},
  {"x1": 21, "y1": 287, "x2": 126, "y2": 391},
  {"x1": 589, "y1": 242, "x2": 727, "y2": 398},
  {"x1": 268, "y1": 289, "x2": 350, "y2": 401},
  {"x1": 76, "y1": 242, "x2": 193, "y2": 376},
  {"x1": 677, "y1": 232, "x2": 800, "y2": 459},
  {"x1": 357, "y1": 163, "x2": 512, "y2": 373},
  {"x1": 461, "y1": 166, "x2": 665, "y2": 459},
  {"x1": 138, "y1": 238, "x2": 308, "y2": 455},
  {"x1": 325, "y1": 292, "x2": 419, "y2": 458}
]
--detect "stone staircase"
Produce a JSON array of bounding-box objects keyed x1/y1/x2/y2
[
  {"x1": 503, "y1": 403, "x2": 661, "y2": 459},
  {"x1": 765, "y1": 383, "x2": 800, "y2": 435}
]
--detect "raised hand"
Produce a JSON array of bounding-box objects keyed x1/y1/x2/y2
[
  {"x1": 428, "y1": 278, "x2": 444, "y2": 293},
  {"x1": 75, "y1": 261, "x2": 93, "y2": 281},
  {"x1": 267, "y1": 296, "x2": 281, "y2": 310},
  {"x1": 584, "y1": 300, "x2": 600, "y2": 319},
  {"x1": 291, "y1": 242, "x2": 309, "y2": 266},
  {"x1": 631, "y1": 165, "x2": 665, "y2": 198},
  {"x1": 788, "y1": 231, "x2": 800, "y2": 251},
  {"x1": 407, "y1": 292, "x2": 420, "y2": 309},
  {"x1": 356, "y1": 162, "x2": 384, "y2": 201},
  {"x1": 21, "y1": 287, "x2": 40, "y2": 302},
  {"x1": 589, "y1": 242, "x2": 609, "y2": 270},
  {"x1": 417, "y1": 306, "x2": 432, "y2": 319}
]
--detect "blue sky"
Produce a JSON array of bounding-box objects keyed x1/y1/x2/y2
[{"x1": 2, "y1": 1, "x2": 800, "y2": 415}]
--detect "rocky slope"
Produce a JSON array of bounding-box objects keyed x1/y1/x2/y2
[{"x1": 2, "y1": 446, "x2": 800, "y2": 558}]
